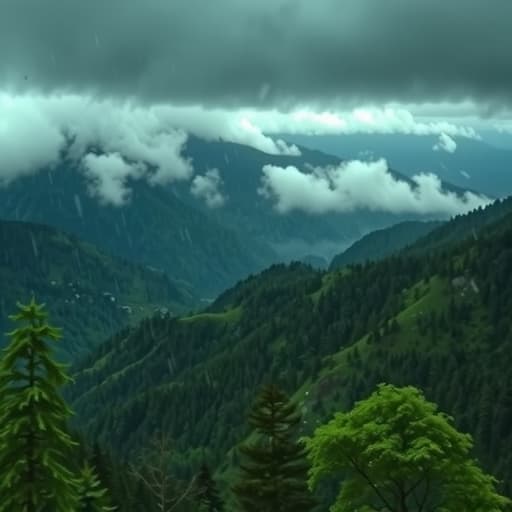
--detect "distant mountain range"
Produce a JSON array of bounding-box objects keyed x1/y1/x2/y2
[
  {"x1": 0, "y1": 220, "x2": 195, "y2": 360},
  {"x1": 329, "y1": 196, "x2": 512, "y2": 269},
  {"x1": 281, "y1": 133, "x2": 512, "y2": 198},
  {"x1": 0, "y1": 136, "x2": 479, "y2": 297}
]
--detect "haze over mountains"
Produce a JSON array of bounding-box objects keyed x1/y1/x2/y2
[
  {"x1": 2, "y1": 1, "x2": 512, "y2": 510},
  {"x1": 0, "y1": 136, "x2": 492, "y2": 299}
]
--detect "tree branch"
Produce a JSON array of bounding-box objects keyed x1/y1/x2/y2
[{"x1": 345, "y1": 453, "x2": 397, "y2": 512}]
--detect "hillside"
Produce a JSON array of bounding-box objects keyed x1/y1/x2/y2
[
  {"x1": 66, "y1": 199, "x2": 512, "y2": 506},
  {"x1": 0, "y1": 137, "x2": 476, "y2": 296},
  {"x1": 329, "y1": 196, "x2": 512, "y2": 270},
  {"x1": 0, "y1": 162, "x2": 272, "y2": 297},
  {"x1": 329, "y1": 220, "x2": 441, "y2": 269},
  {"x1": 0, "y1": 220, "x2": 195, "y2": 360}
]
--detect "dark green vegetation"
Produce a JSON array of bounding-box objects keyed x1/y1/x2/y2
[
  {"x1": 196, "y1": 464, "x2": 224, "y2": 512},
  {"x1": 66, "y1": 197, "x2": 512, "y2": 509},
  {"x1": 329, "y1": 220, "x2": 441, "y2": 269},
  {"x1": 307, "y1": 384, "x2": 509, "y2": 512},
  {"x1": 0, "y1": 155, "x2": 270, "y2": 297},
  {"x1": 330, "y1": 195, "x2": 512, "y2": 269},
  {"x1": 0, "y1": 300, "x2": 112, "y2": 511},
  {"x1": 0, "y1": 220, "x2": 195, "y2": 360},
  {"x1": 0, "y1": 137, "x2": 470, "y2": 296},
  {"x1": 232, "y1": 385, "x2": 315, "y2": 512}
]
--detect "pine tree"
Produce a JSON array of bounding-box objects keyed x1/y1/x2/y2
[
  {"x1": 195, "y1": 463, "x2": 223, "y2": 512},
  {"x1": 78, "y1": 462, "x2": 115, "y2": 511},
  {"x1": 0, "y1": 299, "x2": 79, "y2": 511},
  {"x1": 232, "y1": 384, "x2": 315, "y2": 512}
]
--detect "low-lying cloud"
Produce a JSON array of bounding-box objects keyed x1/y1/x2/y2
[
  {"x1": 260, "y1": 159, "x2": 491, "y2": 216},
  {"x1": 0, "y1": 93, "x2": 483, "y2": 206},
  {"x1": 81, "y1": 152, "x2": 146, "y2": 206},
  {"x1": 433, "y1": 133, "x2": 457, "y2": 153},
  {"x1": 191, "y1": 169, "x2": 226, "y2": 208},
  {"x1": 0, "y1": 93, "x2": 299, "y2": 204}
]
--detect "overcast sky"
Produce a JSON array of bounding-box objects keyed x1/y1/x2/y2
[{"x1": 0, "y1": 0, "x2": 509, "y2": 213}]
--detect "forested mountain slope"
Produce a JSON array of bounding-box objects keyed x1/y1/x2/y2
[
  {"x1": 0, "y1": 220, "x2": 195, "y2": 360},
  {"x1": 0, "y1": 166, "x2": 268, "y2": 297},
  {"x1": 67, "y1": 200, "x2": 512, "y2": 504},
  {"x1": 330, "y1": 195, "x2": 512, "y2": 270},
  {"x1": 0, "y1": 137, "x2": 479, "y2": 296},
  {"x1": 329, "y1": 220, "x2": 441, "y2": 269}
]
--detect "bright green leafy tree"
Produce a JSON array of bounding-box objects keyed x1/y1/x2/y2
[
  {"x1": 306, "y1": 383, "x2": 511, "y2": 512},
  {"x1": 232, "y1": 384, "x2": 316, "y2": 512},
  {"x1": 0, "y1": 299, "x2": 79, "y2": 511}
]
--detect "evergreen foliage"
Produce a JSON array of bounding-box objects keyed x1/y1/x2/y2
[
  {"x1": 0, "y1": 299, "x2": 79, "y2": 511},
  {"x1": 78, "y1": 462, "x2": 116, "y2": 511},
  {"x1": 232, "y1": 385, "x2": 315, "y2": 512},
  {"x1": 0, "y1": 219, "x2": 195, "y2": 360},
  {"x1": 195, "y1": 463, "x2": 224, "y2": 512}
]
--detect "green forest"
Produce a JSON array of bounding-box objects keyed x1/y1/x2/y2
[{"x1": 2, "y1": 197, "x2": 512, "y2": 510}]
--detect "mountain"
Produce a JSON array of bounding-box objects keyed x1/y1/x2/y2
[
  {"x1": 0, "y1": 137, "x2": 474, "y2": 296},
  {"x1": 0, "y1": 220, "x2": 195, "y2": 360},
  {"x1": 408, "y1": 195, "x2": 512, "y2": 253},
  {"x1": 330, "y1": 196, "x2": 512, "y2": 270},
  {"x1": 175, "y1": 137, "x2": 471, "y2": 262},
  {"x1": 0, "y1": 163, "x2": 272, "y2": 297},
  {"x1": 66, "y1": 199, "x2": 512, "y2": 503},
  {"x1": 281, "y1": 133, "x2": 512, "y2": 197},
  {"x1": 329, "y1": 220, "x2": 441, "y2": 269}
]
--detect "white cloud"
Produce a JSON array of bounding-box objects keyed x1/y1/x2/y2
[
  {"x1": 433, "y1": 133, "x2": 457, "y2": 153},
  {"x1": 0, "y1": 92, "x2": 490, "y2": 207},
  {"x1": 0, "y1": 93, "x2": 302, "y2": 203},
  {"x1": 243, "y1": 106, "x2": 479, "y2": 138},
  {"x1": 0, "y1": 94, "x2": 65, "y2": 184},
  {"x1": 81, "y1": 152, "x2": 146, "y2": 206},
  {"x1": 259, "y1": 159, "x2": 491, "y2": 216},
  {"x1": 191, "y1": 168, "x2": 226, "y2": 208}
]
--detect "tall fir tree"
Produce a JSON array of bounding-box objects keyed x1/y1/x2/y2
[
  {"x1": 195, "y1": 463, "x2": 224, "y2": 512},
  {"x1": 232, "y1": 384, "x2": 315, "y2": 512},
  {"x1": 78, "y1": 462, "x2": 115, "y2": 512},
  {"x1": 0, "y1": 299, "x2": 79, "y2": 511}
]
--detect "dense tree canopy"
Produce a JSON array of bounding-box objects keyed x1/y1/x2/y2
[{"x1": 306, "y1": 384, "x2": 511, "y2": 512}]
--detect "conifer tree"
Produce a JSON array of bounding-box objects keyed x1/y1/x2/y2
[
  {"x1": 232, "y1": 384, "x2": 315, "y2": 512},
  {"x1": 78, "y1": 462, "x2": 115, "y2": 511},
  {"x1": 195, "y1": 463, "x2": 224, "y2": 512},
  {"x1": 0, "y1": 299, "x2": 79, "y2": 511}
]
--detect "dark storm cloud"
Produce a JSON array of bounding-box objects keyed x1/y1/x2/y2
[{"x1": 1, "y1": 0, "x2": 512, "y2": 108}]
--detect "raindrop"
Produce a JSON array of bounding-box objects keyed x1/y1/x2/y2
[
  {"x1": 29, "y1": 232, "x2": 39, "y2": 259},
  {"x1": 74, "y1": 194, "x2": 83, "y2": 218},
  {"x1": 48, "y1": 172, "x2": 53, "y2": 185},
  {"x1": 73, "y1": 249, "x2": 82, "y2": 273},
  {"x1": 224, "y1": 153, "x2": 230, "y2": 165},
  {"x1": 95, "y1": 34, "x2": 101, "y2": 48},
  {"x1": 259, "y1": 83, "x2": 270, "y2": 101}
]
